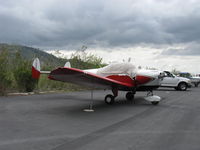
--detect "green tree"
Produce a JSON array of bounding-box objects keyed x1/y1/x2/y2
[
  {"x1": 13, "y1": 52, "x2": 38, "y2": 92},
  {"x1": 69, "y1": 50, "x2": 106, "y2": 69},
  {"x1": 0, "y1": 49, "x2": 12, "y2": 95}
]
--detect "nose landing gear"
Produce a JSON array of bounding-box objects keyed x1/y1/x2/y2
[{"x1": 144, "y1": 91, "x2": 161, "y2": 105}]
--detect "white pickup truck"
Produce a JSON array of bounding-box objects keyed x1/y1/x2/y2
[
  {"x1": 160, "y1": 71, "x2": 192, "y2": 91},
  {"x1": 178, "y1": 72, "x2": 200, "y2": 87}
]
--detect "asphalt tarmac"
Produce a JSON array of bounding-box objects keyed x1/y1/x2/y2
[{"x1": 0, "y1": 87, "x2": 200, "y2": 150}]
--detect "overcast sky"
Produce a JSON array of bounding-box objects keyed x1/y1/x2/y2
[{"x1": 1, "y1": 0, "x2": 200, "y2": 73}]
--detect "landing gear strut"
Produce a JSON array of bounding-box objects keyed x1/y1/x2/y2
[{"x1": 147, "y1": 90, "x2": 153, "y2": 96}]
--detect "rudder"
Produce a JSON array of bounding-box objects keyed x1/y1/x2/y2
[{"x1": 32, "y1": 58, "x2": 41, "y2": 79}]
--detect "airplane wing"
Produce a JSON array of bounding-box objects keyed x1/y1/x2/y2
[{"x1": 48, "y1": 67, "x2": 135, "y2": 90}]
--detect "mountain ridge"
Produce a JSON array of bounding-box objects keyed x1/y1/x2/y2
[{"x1": 0, "y1": 43, "x2": 66, "y2": 67}]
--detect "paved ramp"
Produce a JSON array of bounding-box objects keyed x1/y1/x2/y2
[{"x1": 0, "y1": 88, "x2": 200, "y2": 150}]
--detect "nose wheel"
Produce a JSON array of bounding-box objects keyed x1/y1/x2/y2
[
  {"x1": 104, "y1": 94, "x2": 115, "y2": 104},
  {"x1": 145, "y1": 91, "x2": 161, "y2": 105},
  {"x1": 151, "y1": 101, "x2": 159, "y2": 105}
]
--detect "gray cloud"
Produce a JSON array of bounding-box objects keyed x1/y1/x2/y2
[
  {"x1": 0, "y1": 0, "x2": 200, "y2": 52},
  {"x1": 162, "y1": 16, "x2": 200, "y2": 43},
  {"x1": 161, "y1": 42, "x2": 200, "y2": 56}
]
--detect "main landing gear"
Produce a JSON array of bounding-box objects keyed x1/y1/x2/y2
[
  {"x1": 104, "y1": 89, "x2": 135, "y2": 104},
  {"x1": 104, "y1": 94, "x2": 115, "y2": 104},
  {"x1": 126, "y1": 92, "x2": 135, "y2": 101},
  {"x1": 104, "y1": 89, "x2": 160, "y2": 105}
]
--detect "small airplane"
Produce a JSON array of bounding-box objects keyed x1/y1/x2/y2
[{"x1": 32, "y1": 58, "x2": 163, "y2": 108}]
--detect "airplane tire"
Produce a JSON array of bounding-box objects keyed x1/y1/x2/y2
[
  {"x1": 105, "y1": 94, "x2": 115, "y2": 104},
  {"x1": 126, "y1": 92, "x2": 134, "y2": 101},
  {"x1": 178, "y1": 82, "x2": 187, "y2": 91},
  {"x1": 151, "y1": 101, "x2": 159, "y2": 105}
]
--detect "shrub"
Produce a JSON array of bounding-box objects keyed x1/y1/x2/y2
[
  {"x1": 13, "y1": 52, "x2": 38, "y2": 92},
  {"x1": 0, "y1": 49, "x2": 12, "y2": 95}
]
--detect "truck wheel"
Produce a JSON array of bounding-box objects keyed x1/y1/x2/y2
[{"x1": 178, "y1": 82, "x2": 187, "y2": 91}]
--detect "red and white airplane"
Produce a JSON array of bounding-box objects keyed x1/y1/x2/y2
[{"x1": 32, "y1": 58, "x2": 163, "y2": 106}]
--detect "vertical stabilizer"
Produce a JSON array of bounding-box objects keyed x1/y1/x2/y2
[
  {"x1": 32, "y1": 58, "x2": 41, "y2": 79},
  {"x1": 64, "y1": 62, "x2": 71, "y2": 68}
]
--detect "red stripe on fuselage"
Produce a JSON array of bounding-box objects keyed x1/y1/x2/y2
[
  {"x1": 106, "y1": 75, "x2": 135, "y2": 87},
  {"x1": 136, "y1": 75, "x2": 153, "y2": 85}
]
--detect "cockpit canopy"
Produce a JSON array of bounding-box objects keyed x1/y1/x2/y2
[{"x1": 97, "y1": 63, "x2": 137, "y2": 78}]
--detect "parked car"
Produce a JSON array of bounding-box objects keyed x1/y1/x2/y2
[
  {"x1": 178, "y1": 72, "x2": 200, "y2": 87},
  {"x1": 160, "y1": 71, "x2": 192, "y2": 91},
  {"x1": 196, "y1": 74, "x2": 200, "y2": 77}
]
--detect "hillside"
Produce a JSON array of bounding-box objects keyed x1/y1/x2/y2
[
  {"x1": 0, "y1": 43, "x2": 66, "y2": 68},
  {"x1": 0, "y1": 43, "x2": 106, "y2": 94}
]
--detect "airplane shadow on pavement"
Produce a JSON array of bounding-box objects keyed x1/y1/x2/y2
[{"x1": 41, "y1": 96, "x2": 155, "y2": 118}]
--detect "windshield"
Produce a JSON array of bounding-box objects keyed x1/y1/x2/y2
[{"x1": 164, "y1": 71, "x2": 175, "y2": 78}]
